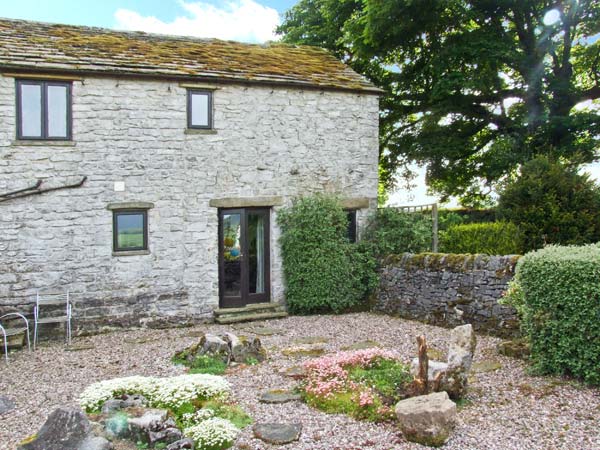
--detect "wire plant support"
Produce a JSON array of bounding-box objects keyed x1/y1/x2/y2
[{"x1": 0, "y1": 176, "x2": 87, "y2": 203}]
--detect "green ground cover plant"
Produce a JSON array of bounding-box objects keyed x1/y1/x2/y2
[
  {"x1": 173, "y1": 354, "x2": 228, "y2": 375},
  {"x1": 502, "y1": 244, "x2": 600, "y2": 385}
]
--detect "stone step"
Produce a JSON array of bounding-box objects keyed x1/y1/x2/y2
[
  {"x1": 214, "y1": 311, "x2": 288, "y2": 325},
  {"x1": 214, "y1": 302, "x2": 285, "y2": 318}
]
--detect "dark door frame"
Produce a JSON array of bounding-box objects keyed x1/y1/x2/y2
[{"x1": 218, "y1": 207, "x2": 271, "y2": 308}]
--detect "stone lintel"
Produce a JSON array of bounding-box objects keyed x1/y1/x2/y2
[
  {"x1": 106, "y1": 202, "x2": 154, "y2": 210},
  {"x1": 340, "y1": 197, "x2": 371, "y2": 209},
  {"x1": 209, "y1": 196, "x2": 284, "y2": 208}
]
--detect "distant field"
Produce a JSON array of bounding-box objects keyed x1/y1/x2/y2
[{"x1": 118, "y1": 229, "x2": 143, "y2": 248}]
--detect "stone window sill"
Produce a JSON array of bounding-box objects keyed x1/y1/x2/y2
[
  {"x1": 12, "y1": 140, "x2": 76, "y2": 147},
  {"x1": 112, "y1": 250, "x2": 151, "y2": 257},
  {"x1": 185, "y1": 129, "x2": 218, "y2": 135}
]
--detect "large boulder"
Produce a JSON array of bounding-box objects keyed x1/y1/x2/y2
[
  {"x1": 18, "y1": 407, "x2": 111, "y2": 450},
  {"x1": 175, "y1": 332, "x2": 267, "y2": 365},
  {"x1": 447, "y1": 324, "x2": 477, "y2": 371},
  {"x1": 224, "y1": 332, "x2": 267, "y2": 363},
  {"x1": 395, "y1": 391, "x2": 457, "y2": 447}
]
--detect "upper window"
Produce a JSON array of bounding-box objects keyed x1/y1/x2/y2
[
  {"x1": 187, "y1": 89, "x2": 213, "y2": 129},
  {"x1": 113, "y1": 210, "x2": 148, "y2": 253},
  {"x1": 16, "y1": 80, "x2": 72, "y2": 140}
]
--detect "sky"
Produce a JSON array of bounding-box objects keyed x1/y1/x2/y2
[{"x1": 1, "y1": 1, "x2": 597, "y2": 208}]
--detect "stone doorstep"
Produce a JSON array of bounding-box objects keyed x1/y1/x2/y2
[
  {"x1": 214, "y1": 311, "x2": 288, "y2": 325},
  {"x1": 213, "y1": 302, "x2": 286, "y2": 316}
]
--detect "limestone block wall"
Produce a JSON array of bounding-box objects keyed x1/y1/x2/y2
[
  {"x1": 0, "y1": 75, "x2": 379, "y2": 330},
  {"x1": 375, "y1": 253, "x2": 521, "y2": 337}
]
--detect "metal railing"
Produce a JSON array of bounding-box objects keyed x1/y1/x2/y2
[{"x1": 387, "y1": 202, "x2": 439, "y2": 252}]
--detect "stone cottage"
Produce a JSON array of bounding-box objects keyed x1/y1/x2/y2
[{"x1": 0, "y1": 18, "x2": 380, "y2": 329}]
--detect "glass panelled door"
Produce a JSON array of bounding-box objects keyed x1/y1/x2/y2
[{"x1": 219, "y1": 208, "x2": 270, "y2": 307}]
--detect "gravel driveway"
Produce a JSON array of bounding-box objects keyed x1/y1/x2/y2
[{"x1": 1, "y1": 313, "x2": 598, "y2": 450}]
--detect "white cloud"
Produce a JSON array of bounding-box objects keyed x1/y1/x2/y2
[{"x1": 114, "y1": 0, "x2": 280, "y2": 43}]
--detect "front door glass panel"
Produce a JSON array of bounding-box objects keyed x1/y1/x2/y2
[
  {"x1": 222, "y1": 213, "x2": 241, "y2": 297},
  {"x1": 248, "y1": 213, "x2": 266, "y2": 294}
]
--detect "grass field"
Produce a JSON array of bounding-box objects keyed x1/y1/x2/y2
[{"x1": 118, "y1": 230, "x2": 143, "y2": 249}]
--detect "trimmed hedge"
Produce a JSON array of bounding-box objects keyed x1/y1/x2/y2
[
  {"x1": 505, "y1": 244, "x2": 600, "y2": 384},
  {"x1": 440, "y1": 222, "x2": 521, "y2": 255},
  {"x1": 277, "y1": 195, "x2": 377, "y2": 314}
]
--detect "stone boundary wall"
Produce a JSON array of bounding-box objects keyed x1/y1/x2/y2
[{"x1": 374, "y1": 253, "x2": 521, "y2": 337}]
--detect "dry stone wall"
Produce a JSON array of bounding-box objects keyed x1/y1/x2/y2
[
  {"x1": 0, "y1": 76, "x2": 379, "y2": 331},
  {"x1": 375, "y1": 253, "x2": 520, "y2": 337}
]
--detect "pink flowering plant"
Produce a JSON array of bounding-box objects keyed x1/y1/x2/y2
[{"x1": 301, "y1": 348, "x2": 412, "y2": 421}]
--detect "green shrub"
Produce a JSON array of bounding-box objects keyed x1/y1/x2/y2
[
  {"x1": 440, "y1": 222, "x2": 521, "y2": 255},
  {"x1": 362, "y1": 208, "x2": 432, "y2": 257},
  {"x1": 503, "y1": 244, "x2": 600, "y2": 384},
  {"x1": 498, "y1": 156, "x2": 600, "y2": 252},
  {"x1": 277, "y1": 195, "x2": 377, "y2": 314}
]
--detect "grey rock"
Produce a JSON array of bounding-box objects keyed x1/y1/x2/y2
[
  {"x1": 0, "y1": 395, "x2": 15, "y2": 415},
  {"x1": 282, "y1": 365, "x2": 306, "y2": 379},
  {"x1": 253, "y1": 423, "x2": 302, "y2": 445},
  {"x1": 166, "y1": 438, "x2": 195, "y2": 449},
  {"x1": 447, "y1": 324, "x2": 477, "y2": 371},
  {"x1": 395, "y1": 391, "x2": 457, "y2": 447},
  {"x1": 201, "y1": 334, "x2": 230, "y2": 361},
  {"x1": 18, "y1": 407, "x2": 92, "y2": 450},
  {"x1": 259, "y1": 390, "x2": 302, "y2": 404},
  {"x1": 101, "y1": 394, "x2": 147, "y2": 414}
]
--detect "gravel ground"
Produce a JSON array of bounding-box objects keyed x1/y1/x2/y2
[{"x1": 1, "y1": 313, "x2": 599, "y2": 450}]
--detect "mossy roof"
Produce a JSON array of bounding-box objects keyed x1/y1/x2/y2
[{"x1": 0, "y1": 18, "x2": 380, "y2": 94}]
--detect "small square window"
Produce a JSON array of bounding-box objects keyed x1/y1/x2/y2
[
  {"x1": 345, "y1": 210, "x2": 358, "y2": 243},
  {"x1": 113, "y1": 210, "x2": 148, "y2": 252},
  {"x1": 187, "y1": 89, "x2": 213, "y2": 129},
  {"x1": 16, "y1": 80, "x2": 72, "y2": 140}
]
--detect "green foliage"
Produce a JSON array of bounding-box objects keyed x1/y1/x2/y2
[
  {"x1": 440, "y1": 222, "x2": 521, "y2": 255},
  {"x1": 348, "y1": 359, "x2": 412, "y2": 399},
  {"x1": 278, "y1": 1, "x2": 600, "y2": 205},
  {"x1": 202, "y1": 401, "x2": 253, "y2": 429},
  {"x1": 504, "y1": 244, "x2": 600, "y2": 385},
  {"x1": 498, "y1": 156, "x2": 600, "y2": 252},
  {"x1": 277, "y1": 195, "x2": 378, "y2": 314},
  {"x1": 362, "y1": 208, "x2": 432, "y2": 257},
  {"x1": 172, "y1": 354, "x2": 228, "y2": 375}
]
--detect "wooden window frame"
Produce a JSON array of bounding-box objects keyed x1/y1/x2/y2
[
  {"x1": 112, "y1": 209, "x2": 149, "y2": 253},
  {"x1": 16, "y1": 79, "x2": 72, "y2": 140},
  {"x1": 186, "y1": 89, "x2": 213, "y2": 130}
]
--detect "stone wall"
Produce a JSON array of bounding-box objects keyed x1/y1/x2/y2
[
  {"x1": 0, "y1": 75, "x2": 379, "y2": 331},
  {"x1": 375, "y1": 253, "x2": 520, "y2": 337}
]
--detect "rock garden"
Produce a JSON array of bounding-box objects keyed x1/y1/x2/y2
[{"x1": 1, "y1": 313, "x2": 599, "y2": 449}]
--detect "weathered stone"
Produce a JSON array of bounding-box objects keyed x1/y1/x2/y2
[
  {"x1": 395, "y1": 392, "x2": 457, "y2": 447},
  {"x1": 253, "y1": 423, "x2": 302, "y2": 445},
  {"x1": 101, "y1": 394, "x2": 147, "y2": 414},
  {"x1": 200, "y1": 334, "x2": 230, "y2": 361},
  {"x1": 17, "y1": 407, "x2": 92, "y2": 450},
  {"x1": 410, "y1": 359, "x2": 449, "y2": 381},
  {"x1": 496, "y1": 338, "x2": 530, "y2": 359},
  {"x1": 447, "y1": 324, "x2": 477, "y2": 371},
  {"x1": 259, "y1": 390, "x2": 302, "y2": 404},
  {"x1": 292, "y1": 336, "x2": 329, "y2": 345},
  {"x1": 245, "y1": 326, "x2": 284, "y2": 336},
  {"x1": 0, "y1": 395, "x2": 15, "y2": 415},
  {"x1": 281, "y1": 345, "x2": 325, "y2": 358},
  {"x1": 127, "y1": 409, "x2": 170, "y2": 443},
  {"x1": 225, "y1": 333, "x2": 267, "y2": 363},
  {"x1": 166, "y1": 438, "x2": 195, "y2": 449}
]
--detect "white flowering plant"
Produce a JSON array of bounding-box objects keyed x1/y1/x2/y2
[{"x1": 183, "y1": 417, "x2": 240, "y2": 450}]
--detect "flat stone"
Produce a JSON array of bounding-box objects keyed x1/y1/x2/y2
[
  {"x1": 281, "y1": 346, "x2": 325, "y2": 358},
  {"x1": 282, "y1": 365, "x2": 306, "y2": 379},
  {"x1": 245, "y1": 326, "x2": 284, "y2": 336},
  {"x1": 0, "y1": 395, "x2": 15, "y2": 415},
  {"x1": 166, "y1": 438, "x2": 195, "y2": 449},
  {"x1": 259, "y1": 390, "x2": 302, "y2": 404},
  {"x1": 64, "y1": 344, "x2": 96, "y2": 352},
  {"x1": 253, "y1": 423, "x2": 302, "y2": 445},
  {"x1": 292, "y1": 336, "x2": 329, "y2": 345},
  {"x1": 472, "y1": 360, "x2": 502, "y2": 373},
  {"x1": 395, "y1": 392, "x2": 457, "y2": 447},
  {"x1": 341, "y1": 340, "x2": 380, "y2": 351},
  {"x1": 496, "y1": 339, "x2": 530, "y2": 359}
]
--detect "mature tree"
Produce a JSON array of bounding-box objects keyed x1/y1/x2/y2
[{"x1": 277, "y1": 0, "x2": 600, "y2": 205}]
